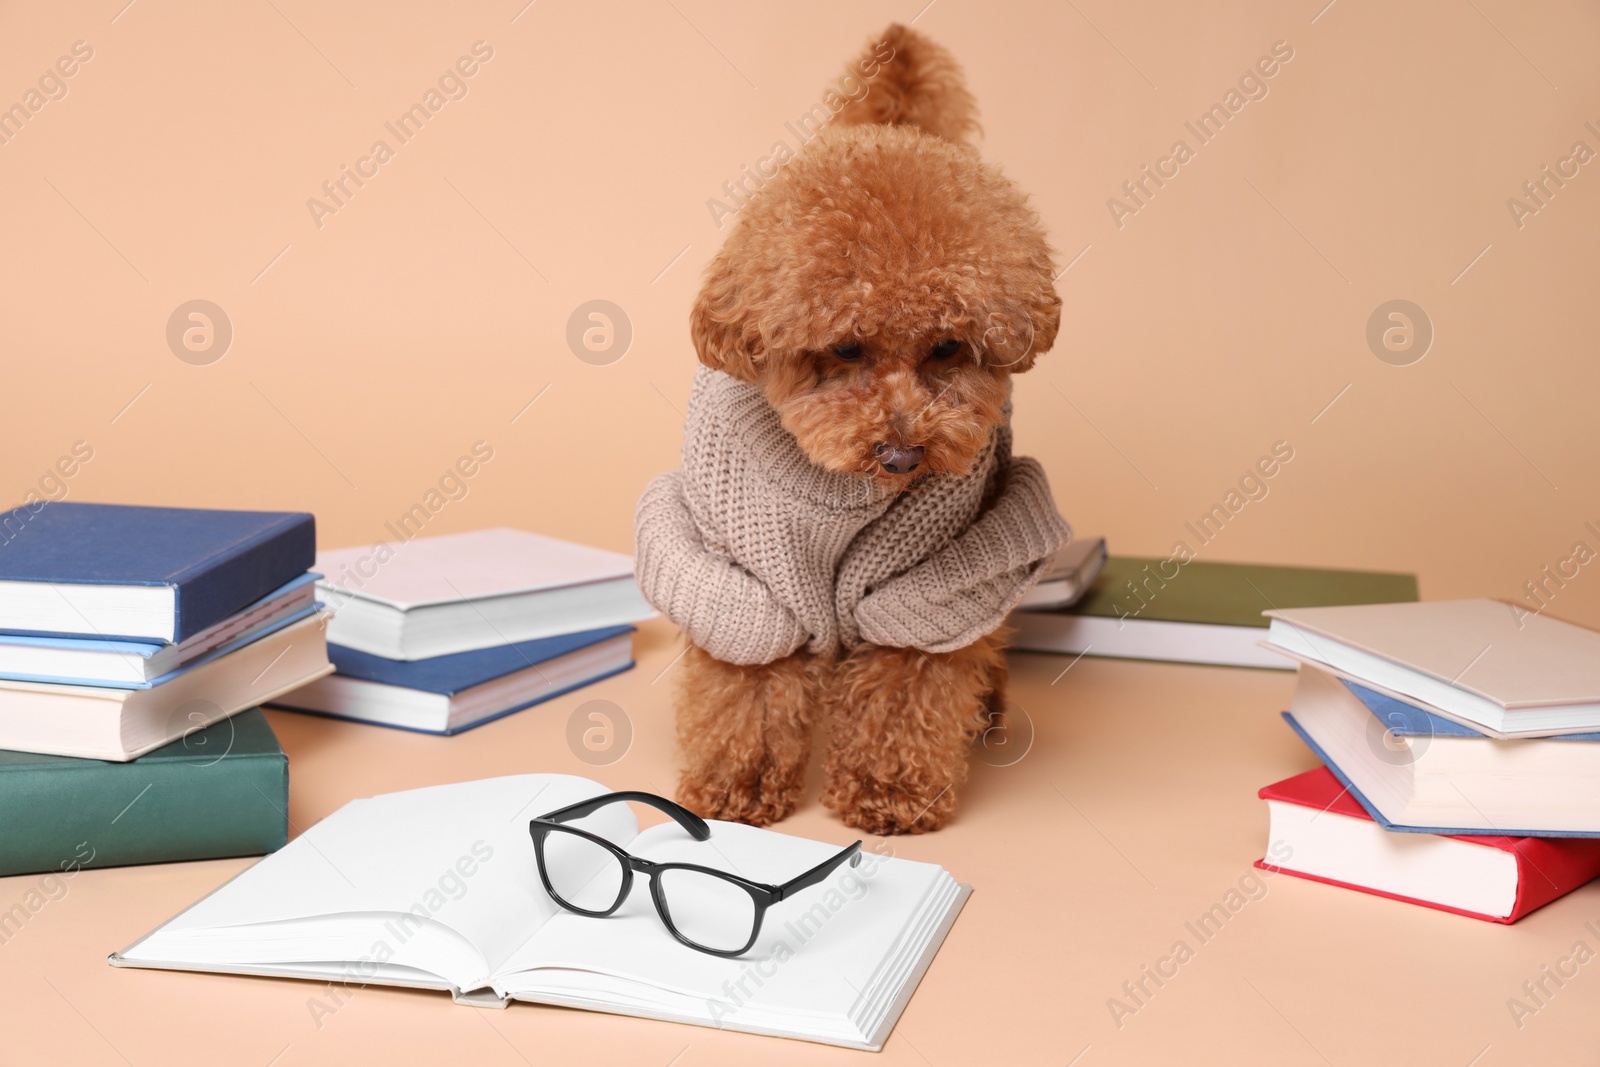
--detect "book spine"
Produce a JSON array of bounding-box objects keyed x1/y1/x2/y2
[
  {"x1": 173, "y1": 515, "x2": 316, "y2": 642},
  {"x1": 0, "y1": 751, "x2": 288, "y2": 877}
]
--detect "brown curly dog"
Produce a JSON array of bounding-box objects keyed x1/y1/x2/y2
[{"x1": 644, "y1": 23, "x2": 1065, "y2": 836}]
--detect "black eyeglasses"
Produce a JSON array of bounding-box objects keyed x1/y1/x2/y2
[{"x1": 528, "y1": 791, "x2": 862, "y2": 957}]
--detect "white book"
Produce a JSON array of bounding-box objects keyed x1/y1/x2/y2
[
  {"x1": 110, "y1": 774, "x2": 970, "y2": 1051},
  {"x1": 0, "y1": 612, "x2": 332, "y2": 760},
  {"x1": 1264, "y1": 600, "x2": 1600, "y2": 737},
  {"x1": 316, "y1": 529, "x2": 656, "y2": 660}
]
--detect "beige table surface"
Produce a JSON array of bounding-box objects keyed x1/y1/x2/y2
[
  {"x1": 4, "y1": 0, "x2": 1599, "y2": 1060},
  {"x1": 5, "y1": 618, "x2": 1598, "y2": 1066}
]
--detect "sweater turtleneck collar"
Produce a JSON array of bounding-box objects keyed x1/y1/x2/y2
[{"x1": 691, "y1": 367, "x2": 1009, "y2": 513}]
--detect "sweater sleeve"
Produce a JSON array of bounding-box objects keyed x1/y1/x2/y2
[
  {"x1": 633, "y1": 471, "x2": 810, "y2": 666},
  {"x1": 851, "y1": 457, "x2": 1071, "y2": 652}
]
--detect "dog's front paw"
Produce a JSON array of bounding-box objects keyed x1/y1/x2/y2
[
  {"x1": 677, "y1": 768, "x2": 802, "y2": 828},
  {"x1": 820, "y1": 774, "x2": 958, "y2": 836}
]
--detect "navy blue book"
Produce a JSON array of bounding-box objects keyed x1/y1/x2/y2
[
  {"x1": 0, "y1": 503, "x2": 314, "y2": 643},
  {"x1": 272, "y1": 625, "x2": 634, "y2": 734},
  {"x1": 1283, "y1": 665, "x2": 1600, "y2": 838}
]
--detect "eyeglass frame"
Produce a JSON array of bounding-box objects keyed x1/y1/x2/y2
[{"x1": 528, "y1": 790, "x2": 863, "y2": 958}]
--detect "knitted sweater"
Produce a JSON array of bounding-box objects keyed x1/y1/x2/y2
[{"x1": 634, "y1": 368, "x2": 1071, "y2": 665}]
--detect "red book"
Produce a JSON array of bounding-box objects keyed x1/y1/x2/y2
[{"x1": 1257, "y1": 767, "x2": 1600, "y2": 924}]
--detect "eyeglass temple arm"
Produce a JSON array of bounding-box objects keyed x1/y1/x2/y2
[
  {"x1": 775, "y1": 841, "x2": 863, "y2": 900},
  {"x1": 538, "y1": 791, "x2": 712, "y2": 841}
]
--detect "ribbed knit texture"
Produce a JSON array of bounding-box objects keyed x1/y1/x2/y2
[{"x1": 634, "y1": 367, "x2": 1071, "y2": 665}]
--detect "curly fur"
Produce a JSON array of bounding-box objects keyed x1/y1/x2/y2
[
  {"x1": 675, "y1": 23, "x2": 1060, "y2": 834},
  {"x1": 832, "y1": 23, "x2": 980, "y2": 143}
]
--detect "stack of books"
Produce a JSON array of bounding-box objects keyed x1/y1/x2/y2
[
  {"x1": 1256, "y1": 599, "x2": 1600, "y2": 923},
  {"x1": 273, "y1": 528, "x2": 654, "y2": 734},
  {"x1": 0, "y1": 502, "x2": 331, "y2": 874},
  {"x1": 1010, "y1": 551, "x2": 1419, "y2": 669}
]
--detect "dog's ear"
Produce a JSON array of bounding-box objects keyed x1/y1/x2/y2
[
  {"x1": 689, "y1": 250, "x2": 763, "y2": 382},
  {"x1": 979, "y1": 279, "x2": 1061, "y2": 374}
]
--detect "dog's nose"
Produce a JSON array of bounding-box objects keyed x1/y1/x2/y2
[{"x1": 875, "y1": 443, "x2": 924, "y2": 474}]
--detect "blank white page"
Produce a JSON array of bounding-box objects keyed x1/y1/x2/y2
[
  {"x1": 124, "y1": 774, "x2": 628, "y2": 984},
  {"x1": 496, "y1": 820, "x2": 947, "y2": 1024}
]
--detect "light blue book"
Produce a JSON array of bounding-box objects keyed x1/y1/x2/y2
[
  {"x1": 0, "y1": 574, "x2": 317, "y2": 688},
  {"x1": 1283, "y1": 667, "x2": 1600, "y2": 838}
]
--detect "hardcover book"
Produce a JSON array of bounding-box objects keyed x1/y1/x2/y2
[
  {"x1": 273, "y1": 625, "x2": 635, "y2": 734},
  {"x1": 0, "y1": 574, "x2": 318, "y2": 687},
  {"x1": 0, "y1": 612, "x2": 331, "y2": 761},
  {"x1": 1257, "y1": 766, "x2": 1600, "y2": 924},
  {"x1": 1011, "y1": 557, "x2": 1418, "y2": 669},
  {"x1": 0, "y1": 502, "x2": 315, "y2": 643},
  {"x1": 1282, "y1": 666, "x2": 1600, "y2": 836},
  {"x1": 1265, "y1": 599, "x2": 1600, "y2": 737},
  {"x1": 111, "y1": 773, "x2": 969, "y2": 1050},
  {"x1": 1016, "y1": 537, "x2": 1107, "y2": 610},
  {"x1": 316, "y1": 528, "x2": 655, "y2": 660},
  {"x1": 0, "y1": 708, "x2": 288, "y2": 877}
]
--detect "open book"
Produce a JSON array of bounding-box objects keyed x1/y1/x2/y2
[{"x1": 110, "y1": 774, "x2": 969, "y2": 1051}]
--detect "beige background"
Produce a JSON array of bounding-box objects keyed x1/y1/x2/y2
[{"x1": 2, "y1": 0, "x2": 1599, "y2": 1063}]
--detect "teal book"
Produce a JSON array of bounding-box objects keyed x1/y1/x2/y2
[{"x1": 0, "y1": 708, "x2": 288, "y2": 877}]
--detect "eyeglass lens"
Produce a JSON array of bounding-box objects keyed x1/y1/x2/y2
[
  {"x1": 541, "y1": 826, "x2": 761, "y2": 952},
  {"x1": 541, "y1": 828, "x2": 626, "y2": 913},
  {"x1": 656, "y1": 867, "x2": 758, "y2": 952}
]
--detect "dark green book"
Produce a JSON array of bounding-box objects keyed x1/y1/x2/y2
[
  {"x1": 0, "y1": 708, "x2": 287, "y2": 877},
  {"x1": 1011, "y1": 557, "x2": 1419, "y2": 669}
]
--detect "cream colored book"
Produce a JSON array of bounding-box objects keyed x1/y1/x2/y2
[
  {"x1": 1264, "y1": 599, "x2": 1600, "y2": 738},
  {"x1": 0, "y1": 612, "x2": 331, "y2": 760},
  {"x1": 110, "y1": 774, "x2": 969, "y2": 1051}
]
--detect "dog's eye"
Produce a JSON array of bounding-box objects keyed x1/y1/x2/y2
[
  {"x1": 832, "y1": 342, "x2": 865, "y2": 362},
  {"x1": 929, "y1": 339, "x2": 963, "y2": 360}
]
